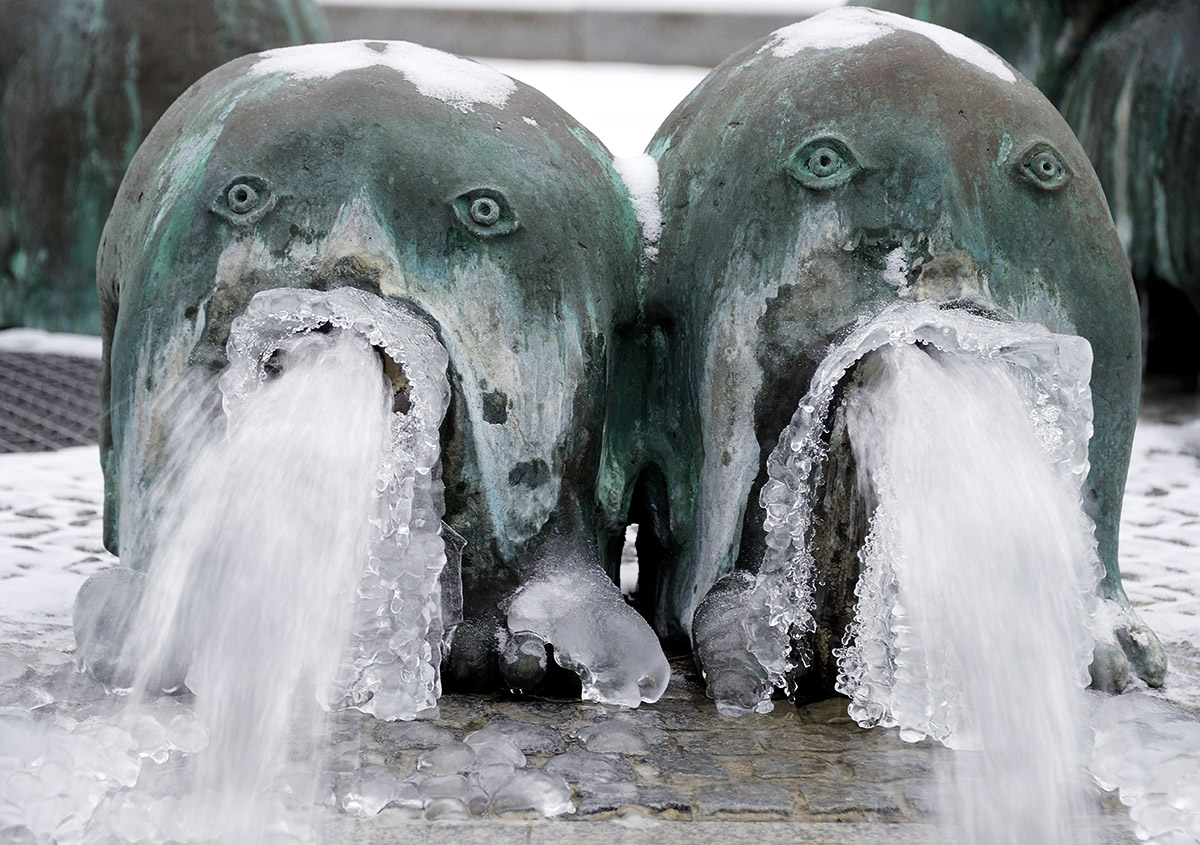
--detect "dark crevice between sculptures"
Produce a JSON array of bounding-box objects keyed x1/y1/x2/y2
[{"x1": 619, "y1": 464, "x2": 689, "y2": 655}]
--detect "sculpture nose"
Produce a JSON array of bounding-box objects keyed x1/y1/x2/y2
[{"x1": 318, "y1": 190, "x2": 404, "y2": 289}]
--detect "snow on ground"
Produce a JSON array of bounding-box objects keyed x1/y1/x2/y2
[
  {"x1": 1121, "y1": 417, "x2": 1200, "y2": 642},
  {"x1": 0, "y1": 447, "x2": 115, "y2": 654}
]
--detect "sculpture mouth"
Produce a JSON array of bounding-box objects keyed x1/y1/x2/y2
[{"x1": 745, "y1": 299, "x2": 1096, "y2": 698}]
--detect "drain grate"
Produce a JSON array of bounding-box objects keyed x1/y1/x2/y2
[{"x1": 0, "y1": 352, "x2": 103, "y2": 453}]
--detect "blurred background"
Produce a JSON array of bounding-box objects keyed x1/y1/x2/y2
[{"x1": 318, "y1": 0, "x2": 846, "y2": 66}]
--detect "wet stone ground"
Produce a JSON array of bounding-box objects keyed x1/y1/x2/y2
[
  {"x1": 312, "y1": 656, "x2": 1142, "y2": 844},
  {"x1": 0, "y1": 641, "x2": 1146, "y2": 844}
]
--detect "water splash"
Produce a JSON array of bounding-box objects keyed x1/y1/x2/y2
[
  {"x1": 118, "y1": 320, "x2": 389, "y2": 841},
  {"x1": 742, "y1": 301, "x2": 1103, "y2": 842},
  {"x1": 220, "y1": 287, "x2": 454, "y2": 720},
  {"x1": 103, "y1": 287, "x2": 454, "y2": 840}
]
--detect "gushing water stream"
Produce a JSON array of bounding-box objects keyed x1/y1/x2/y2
[
  {"x1": 838, "y1": 341, "x2": 1099, "y2": 844},
  {"x1": 738, "y1": 302, "x2": 1106, "y2": 842},
  {"x1": 123, "y1": 326, "x2": 391, "y2": 841}
]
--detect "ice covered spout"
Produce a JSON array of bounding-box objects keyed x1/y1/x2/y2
[
  {"x1": 505, "y1": 536, "x2": 670, "y2": 708},
  {"x1": 692, "y1": 301, "x2": 1120, "y2": 716},
  {"x1": 220, "y1": 286, "x2": 454, "y2": 720}
]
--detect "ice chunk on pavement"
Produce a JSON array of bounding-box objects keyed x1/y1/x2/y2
[
  {"x1": 424, "y1": 796, "x2": 470, "y2": 820},
  {"x1": 343, "y1": 765, "x2": 420, "y2": 816},
  {"x1": 1090, "y1": 692, "x2": 1200, "y2": 843},
  {"x1": 165, "y1": 712, "x2": 209, "y2": 755},
  {"x1": 470, "y1": 763, "x2": 517, "y2": 798},
  {"x1": 541, "y1": 749, "x2": 635, "y2": 786},
  {"x1": 490, "y1": 770, "x2": 574, "y2": 817},
  {"x1": 416, "y1": 773, "x2": 471, "y2": 803},
  {"x1": 0, "y1": 654, "x2": 27, "y2": 685},
  {"x1": 575, "y1": 721, "x2": 652, "y2": 754},
  {"x1": 464, "y1": 728, "x2": 526, "y2": 768},
  {"x1": 506, "y1": 562, "x2": 670, "y2": 707},
  {"x1": 73, "y1": 567, "x2": 189, "y2": 691},
  {"x1": 416, "y1": 740, "x2": 476, "y2": 775}
]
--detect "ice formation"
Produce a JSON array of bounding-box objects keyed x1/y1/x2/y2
[
  {"x1": 722, "y1": 301, "x2": 1105, "y2": 840},
  {"x1": 739, "y1": 301, "x2": 1097, "y2": 703},
  {"x1": 1091, "y1": 692, "x2": 1200, "y2": 843},
  {"x1": 834, "y1": 341, "x2": 1098, "y2": 742},
  {"x1": 73, "y1": 286, "x2": 449, "y2": 838},
  {"x1": 506, "y1": 564, "x2": 671, "y2": 708},
  {"x1": 837, "y1": 340, "x2": 1100, "y2": 843}
]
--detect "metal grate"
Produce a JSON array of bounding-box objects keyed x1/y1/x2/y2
[{"x1": 0, "y1": 352, "x2": 103, "y2": 453}]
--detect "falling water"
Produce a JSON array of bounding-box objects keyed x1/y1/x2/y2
[
  {"x1": 119, "y1": 326, "x2": 390, "y2": 841},
  {"x1": 104, "y1": 287, "x2": 454, "y2": 841},
  {"x1": 742, "y1": 301, "x2": 1103, "y2": 843},
  {"x1": 837, "y1": 341, "x2": 1099, "y2": 844}
]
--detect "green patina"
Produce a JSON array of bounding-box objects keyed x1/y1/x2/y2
[
  {"x1": 100, "y1": 49, "x2": 641, "y2": 636},
  {"x1": 0, "y1": 0, "x2": 328, "y2": 334}
]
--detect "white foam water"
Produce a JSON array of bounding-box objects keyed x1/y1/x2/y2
[
  {"x1": 220, "y1": 287, "x2": 454, "y2": 720},
  {"x1": 118, "y1": 325, "x2": 388, "y2": 841},
  {"x1": 106, "y1": 287, "x2": 453, "y2": 840},
  {"x1": 748, "y1": 302, "x2": 1096, "y2": 698}
]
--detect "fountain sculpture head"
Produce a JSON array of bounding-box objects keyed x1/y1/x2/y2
[
  {"x1": 88, "y1": 40, "x2": 669, "y2": 713},
  {"x1": 636, "y1": 8, "x2": 1165, "y2": 712}
]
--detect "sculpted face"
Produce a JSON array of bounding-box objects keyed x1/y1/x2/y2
[
  {"x1": 97, "y1": 41, "x2": 668, "y2": 707},
  {"x1": 642, "y1": 9, "x2": 1162, "y2": 702}
]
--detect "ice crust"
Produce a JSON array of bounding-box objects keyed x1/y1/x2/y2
[
  {"x1": 762, "y1": 8, "x2": 1016, "y2": 83},
  {"x1": 253, "y1": 40, "x2": 518, "y2": 113},
  {"x1": 342, "y1": 726, "x2": 573, "y2": 819},
  {"x1": 1090, "y1": 693, "x2": 1200, "y2": 843},
  {"x1": 223, "y1": 287, "x2": 453, "y2": 721},
  {"x1": 835, "y1": 341, "x2": 1099, "y2": 745},
  {"x1": 505, "y1": 565, "x2": 671, "y2": 708},
  {"x1": 837, "y1": 340, "x2": 1102, "y2": 841}
]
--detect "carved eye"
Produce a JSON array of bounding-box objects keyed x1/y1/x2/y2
[
  {"x1": 211, "y1": 175, "x2": 276, "y2": 225},
  {"x1": 1016, "y1": 143, "x2": 1071, "y2": 191},
  {"x1": 451, "y1": 188, "x2": 518, "y2": 238},
  {"x1": 786, "y1": 136, "x2": 862, "y2": 190},
  {"x1": 227, "y1": 183, "x2": 259, "y2": 213}
]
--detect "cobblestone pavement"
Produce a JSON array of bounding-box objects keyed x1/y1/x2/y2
[{"x1": 3, "y1": 351, "x2": 1199, "y2": 842}]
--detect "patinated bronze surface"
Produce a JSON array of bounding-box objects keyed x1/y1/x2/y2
[
  {"x1": 0, "y1": 0, "x2": 328, "y2": 334},
  {"x1": 636, "y1": 9, "x2": 1163, "y2": 700},
  {"x1": 96, "y1": 42, "x2": 667, "y2": 702}
]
